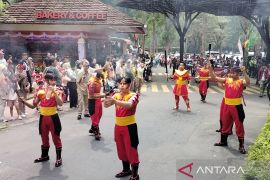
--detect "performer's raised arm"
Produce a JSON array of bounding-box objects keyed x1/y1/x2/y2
[
  {"x1": 241, "y1": 66, "x2": 250, "y2": 86},
  {"x1": 208, "y1": 62, "x2": 226, "y2": 83}
]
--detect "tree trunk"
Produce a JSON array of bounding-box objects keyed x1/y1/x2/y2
[
  {"x1": 252, "y1": 16, "x2": 270, "y2": 63},
  {"x1": 179, "y1": 36, "x2": 185, "y2": 62},
  {"x1": 151, "y1": 21, "x2": 156, "y2": 55},
  {"x1": 266, "y1": 44, "x2": 270, "y2": 63}
]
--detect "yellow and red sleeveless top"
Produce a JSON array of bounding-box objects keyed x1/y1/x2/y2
[
  {"x1": 199, "y1": 68, "x2": 209, "y2": 81},
  {"x1": 88, "y1": 77, "x2": 102, "y2": 98},
  {"x1": 224, "y1": 78, "x2": 244, "y2": 105},
  {"x1": 36, "y1": 88, "x2": 58, "y2": 116},
  {"x1": 113, "y1": 92, "x2": 139, "y2": 126},
  {"x1": 173, "y1": 70, "x2": 190, "y2": 85}
]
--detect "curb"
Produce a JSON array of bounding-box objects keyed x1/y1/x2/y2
[{"x1": 0, "y1": 124, "x2": 8, "y2": 130}]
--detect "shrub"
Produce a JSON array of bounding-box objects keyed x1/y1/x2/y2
[{"x1": 242, "y1": 114, "x2": 270, "y2": 180}]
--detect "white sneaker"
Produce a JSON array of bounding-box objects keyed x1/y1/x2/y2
[
  {"x1": 3, "y1": 119, "x2": 8, "y2": 122},
  {"x1": 18, "y1": 116, "x2": 22, "y2": 120},
  {"x1": 21, "y1": 114, "x2": 26, "y2": 118},
  {"x1": 10, "y1": 116, "x2": 15, "y2": 121}
]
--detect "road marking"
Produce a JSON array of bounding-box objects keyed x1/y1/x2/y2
[
  {"x1": 152, "y1": 84, "x2": 158, "y2": 92},
  {"x1": 152, "y1": 73, "x2": 156, "y2": 76},
  {"x1": 208, "y1": 87, "x2": 217, "y2": 93},
  {"x1": 158, "y1": 73, "x2": 163, "y2": 76},
  {"x1": 190, "y1": 85, "x2": 199, "y2": 92},
  {"x1": 139, "y1": 83, "x2": 260, "y2": 94},
  {"x1": 249, "y1": 86, "x2": 260, "y2": 91},
  {"x1": 161, "y1": 85, "x2": 170, "y2": 93},
  {"x1": 246, "y1": 87, "x2": 259, "y2": 94},
  {"x1": 210, "y1": 86, "x2": 224, "y2": 93},
  {"x1": 141, "y1": 85, "x2": 147, "y2": 92},
  {"x1": 244, "y1": 90, "x2": 253, "y2": 95},
  {"x1": 188, "y1": 86, "x2": 194, "y2": 93}
]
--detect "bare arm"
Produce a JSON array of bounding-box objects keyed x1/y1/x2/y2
[
  {"x1": 114, "y1": 98, "x2": 133, "y2": 109},
  {"x1": 104, "y1": 96, "x2": 133, "y2": 109},
  {"x1": 54, "y1": 93, "x2": 63, "y2": 106},
  {"x1": 241, "y1": 67, "x2": 250, "y2": 86},
  {"x1": 18, "y1": 96, "x2": 38, "y2": 109}
]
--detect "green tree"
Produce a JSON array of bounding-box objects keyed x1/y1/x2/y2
[
  {"x1": 159, "y1": 18, "x2": 177, "y2": 53},
  {"x1": 211, "y1": 17, "x2": 228, "y2": 53}
]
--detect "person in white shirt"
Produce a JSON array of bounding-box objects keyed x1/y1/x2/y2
[
  {"x1": 76, "y1": 59, "x2": 91, "y2": 120},
  {"x1": 0, "y1": 49, "x2": 8, "y2": 121},
  {"x1": 0, "y1": 63, "x2": 8, "y2": 122},
  {"x1": 115, "y1": 59, "x2": 125, "y2": 80},
  {"x1": 0, "y1": 49, "x2": 7, "y2": 67}
]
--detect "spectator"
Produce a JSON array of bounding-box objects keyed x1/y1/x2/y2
[
  {"x1": 125, "y1": 60, "x2": 134, "y2": 90},
  {"x1": 0, "y1": 61, "x2": 8, "y2": 122},
  {"x1": 76, "y1": 59, "x2": 91, "y2": 120},
  {"x1": 43, "y1": 57, "x2": 62, "y2": 86},
  {"x1": 0, "y1": 49, "x2": 7, "y2": 66},
  {"x1": 258, "y1": 64, "x2": 270, "y2": 97},
  {"x1": 66, "y1": 63, "x2": 78, "y2": 108},
  {"x1": 235, "y1": 57, "x2": 240, "y2": 67},
  {"x1": 115, "y1": 60, "x2": 125, "y2": 80},
  {"x1": 133, "y1": 61, "x2": 144, "y2": 93},
  {"x1": 5, "y1": 55, "x2": 18, "y2": 121},
  {"x1": 20, "y1": 53, "x2": 33, "y2": 93},
  {"x1": 6, "y1": 63, "x2": 21, "y2": 120},
  {"x1": 16, "y1": 64, "x2": 29, "y2": 118}
]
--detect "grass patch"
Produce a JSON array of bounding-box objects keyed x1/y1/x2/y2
[{"x1": 242, "y1": 114, "x2": 270, "y2": 180}]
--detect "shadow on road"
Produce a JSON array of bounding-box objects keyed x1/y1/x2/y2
[
  {"x1": 26, "y1": 162, "x2": 68, "y2": 180},
  {"x1": 89, "y1": 137, "x2": 113, "y2": 153}
]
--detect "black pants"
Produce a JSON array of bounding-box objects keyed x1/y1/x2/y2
[
  {"x1": 67, "y1": 82, "x2": 78, "y2": 108},
  {"x1": 26, "y1": 71, "x2": 32, "y2": 93},
  {"x1": 63, "y1": 86, "x2": 68, "y2": 102}
]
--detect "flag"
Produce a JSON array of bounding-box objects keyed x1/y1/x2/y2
[
  {"x1": 238, "y1": 38, "x2": 243, "y2": 55},
  {"x1": 243, "y1": 40, "x2": 249, "y2": 49}
]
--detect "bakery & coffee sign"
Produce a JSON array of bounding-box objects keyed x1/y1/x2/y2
[{"x1": 35, "y1": 11, "x2": 107, "y2": 21}]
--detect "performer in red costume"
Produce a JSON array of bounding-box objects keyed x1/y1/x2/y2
[
  {"x1": 20, "y1": 73, "x2": 64, "y2": 166},
  {"x1": 88, "y1": 71, "x2": 105, "y2": 140},
  {"x1": 209, "y1": 65, "x2": 250, "y2": 154},
  {"x1": 171, "y1": 63, "x2": 191, "y2": 112},
  {"x1": 197, "y1": 62, "x2": 210, "y2": 103},
  {"x1": 216, "y1": 78, "x2": 233, "y2": 135},
  {"x1": 104, "y1": 77, "x2": 140, "y2": 180}
]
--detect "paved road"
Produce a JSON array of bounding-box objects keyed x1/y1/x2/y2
[{"x1": 0, "y1": 67, "x2": 269, "y2": 180}]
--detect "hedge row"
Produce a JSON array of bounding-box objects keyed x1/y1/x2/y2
[{"x1": 242, "y1": 114, "x2": 270, "y2": 180}]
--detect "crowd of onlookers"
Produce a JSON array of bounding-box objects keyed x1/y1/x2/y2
[{"x1": 0, "y1": 49, "x2": 153, "y2": 122}]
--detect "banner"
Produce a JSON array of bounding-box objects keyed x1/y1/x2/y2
[{"x1": 238, "y1": 38, "x2": 243, "y2": 55}]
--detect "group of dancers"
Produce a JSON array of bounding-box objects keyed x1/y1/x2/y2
[
  {"x1": 20, "y1": 70, "x2": 141, "y2": 180},
  {"x1": 171, "y1": 60, "x2": 250, "y2": 154},
  {"x1": 18, "y1": 58, "x2": 250, "y2": 180}
]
